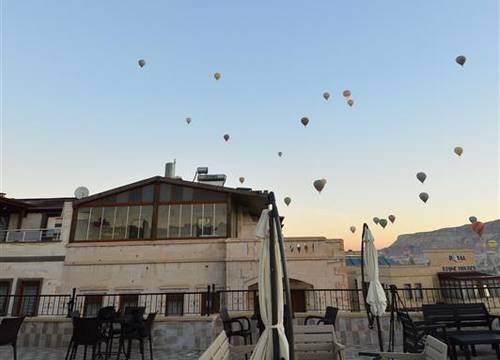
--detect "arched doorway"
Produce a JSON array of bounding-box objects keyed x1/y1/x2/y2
[{"x1": 248, "y1": 278, "x2": 313, "y2": 313}]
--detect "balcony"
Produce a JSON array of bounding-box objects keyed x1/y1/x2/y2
[{"x1": 0, "y1": 228, "x2": 62, "y2": 243}]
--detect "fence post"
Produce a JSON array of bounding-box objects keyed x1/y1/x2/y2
[
  {"x1": 205, "y1": 285, "x2": 211, "y2": 316},
  {"x1": 67, "y1": 288, "x2": 76, "y2": 318},
  {"x1": 211, "y1": 284, "x2": 217, "y2": 314}
]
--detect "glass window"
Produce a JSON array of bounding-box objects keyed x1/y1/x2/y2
[
  {"x1": 414, "y1": 283, "x2": 423, "y2": 299},
  {"x1": 101, "y1": 207, "x2": 116, "y2": 240},
  {"x1": 202, "y1": 204, "x2": 214, "y2": 236},
  {"x1": 165, "y1": 293, "x2": 184, "y2": 316},
  {"x1": 87, "y1": 207, "x2": 103, "y2": 240},
  {"x1": 168, "y1": 205, "x2": 181, "y2": 238},
  {"x1": 75, "y1": 208, "x2": 91, "y2": 241},
  {"x1": 179, "y1": 204, "x2": 192, "y2": 237},
  {"x1": 139, "y1": 206, "x2": 153, "y2": 239},
  {"x1": 403, "y1": 284, "x2": 413, "y2": 300},
  {"x1": 83, "y1": 295, "x2": 103, "y2": 317},
  {"x1": 193, "y1": 204, "x2": 203, "y2": 237},
  {"x1": 114, "y1": 207, "x2": 129, "y2": 239},
  {"x1": 16, "y1": 281, "x2": 40, "y2": 316},
  {"x1": 127, "y1": 206, "x2": 141, "y2": 239},
  {"x1": 214, "y1": 204, "x2": 227, "y2": 237},
  {"x1": 0, "y1": 281, "x2": 11, "y2": 316},
  {"x1": 157, "y1": 205, "x2": 169, "y2": 238},
  {"x1": 119, "y1": 294, "x2": 139, "y2": 312},
  {"x1": 159, "y1": 184, "x2": 172, "y2": 201}
]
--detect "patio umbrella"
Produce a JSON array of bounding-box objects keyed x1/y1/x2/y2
[
  {"x1": 250, "y1": 208, "x2": 290, "y2": 360},
  {"x1": 361, "y1": 223, "x2": 387, "y2": 351}
]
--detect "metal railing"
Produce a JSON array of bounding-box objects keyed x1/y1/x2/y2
[
  {"x1": 3, "y1": 286, "x2": 500, "y2": 318},
  {"x1": 0, "y1": 228, "x2": 62, "y2": 243}
]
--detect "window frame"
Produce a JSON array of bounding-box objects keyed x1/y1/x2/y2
[
  {"x1": 13, "y1": 279, "x2": 42, "y2": 316},
  {"x1": 0, "y1": 279, "x2": 13, "y2": 316},
  {"x1": 83, "y1": 294, "x2": 104, "y2": 317},
  {"x1": 70, "y1": 181, "x2": 231, "y2": 243},
  {"x1": 119, "y1": 294, "x2": 140, "y2": 312}
]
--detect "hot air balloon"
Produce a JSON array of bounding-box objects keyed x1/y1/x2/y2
[
  {"x1": 379, "y1": 219, "x2": 388, "y2": 228},
  {"x1": 454, "y1": 146, "x2": 463, "y2": 157},
  {"x1": 471, "y1": 221, "x2": 485, "y2": 236},
  {"x1": 388, "y1": 215, "x2": 396, "y2": 224},
  {"x1": 284, "y1": 197, "x2": 291, "y2": 206},
  {"x1": 373, "y1": 217, "x2": 380, "y2": 225},
  {"x1": 487, "y1": 240, "x2": 497, "y2": 250},
  {"x1": 347, "y1": 99, "x2": 354, "y2": 107},
  {"x1": 138, "y1": 59, "x2": 146, "y2": 68},
  {"x1": 301, "y1": 117, "x2": 309, "y2": 127},
  {"x1": 223, "y1": 134, "x2": 230, "y2": 142},
  {"x1": 313, "y1": 178, "x2": 327, "y2": 193},
  {"x1": 342, "y1": 90, "x2": 351, "y2": 98},
  {"x1": 239, "y1": 177, "x2": 245, "y2": 184},
  {"x1": 350, "y1": 226, "x2": 356, "y2": 234},
  {"x1": 323, "y1": 92, "x2": 330, "y2": 101},
  {"x1": 185, "y1": 117, "x2": 192, "y2": 124},
  {"x1": 456, "y1": 55, "x2": 466, "y2": 66},
  {"x1": 416, "y1": 172, "x2": 427, "y2": 184},
  {"x1": 278, "y1": 152, "x2": 283, "y2": 157},
  {"x1": 469, "y1": 216, "x2": 478, "y2": 224},
  {"x1": 214, "y1": 72, "x2": 221, "y2": 80},
  {"x1": 419, "y1": 192, "x2": 429, "y2": 203}
]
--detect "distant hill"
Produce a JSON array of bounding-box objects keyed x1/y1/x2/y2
[{"x1": 383, "y1": 219, "x2": 500, "y2": 257}]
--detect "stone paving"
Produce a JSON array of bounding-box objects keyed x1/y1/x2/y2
[{"x1": 1, "y1": 345, "x2": 499, "y2": 359}]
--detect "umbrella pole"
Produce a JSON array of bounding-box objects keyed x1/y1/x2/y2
[
  {"x1": 269, "y1": 192, "x2": 295, "y2": 360},
  {"x1": 376, "y1": 316, "x2": 384, "y2": 352},
  {"x1": 268, "y1": 211, "x2": 281, "y2": 360}
]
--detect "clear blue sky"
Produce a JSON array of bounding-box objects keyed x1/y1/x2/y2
[{"x1": 2, "y1": 0, "x2": 498, "y2": 248}]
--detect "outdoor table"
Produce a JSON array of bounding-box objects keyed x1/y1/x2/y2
[{"x1": 448, "y1": 331, "x2": 500, "y2": 360}]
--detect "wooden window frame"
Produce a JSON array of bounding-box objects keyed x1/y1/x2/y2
[
  {"x1": 83, "y1": 294, "x2": 104, "y2": 317},
  {"x1": 13, "y1": 279, "x2": 42, "y2": 316},
  {"x1": 70, "y1": 180, "x2": 231, "y2": 243},
  {"x1": 0, "y1": 279, "x2": 13, "y2": 316}
]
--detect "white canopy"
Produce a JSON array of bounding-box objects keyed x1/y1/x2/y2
[
  {"x1": 250, "y1": 209, "x2": 289, "y2": 360},
  {"x1": 363, "y1": 225, "x2": 387, "y2": 316}
]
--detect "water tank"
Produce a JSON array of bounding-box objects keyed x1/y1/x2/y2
[{"x1": 165, "y1": 161, "x2": 176, "y2": 178}]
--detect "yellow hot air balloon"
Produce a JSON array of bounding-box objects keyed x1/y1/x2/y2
[
  {"x1": 487, "y1": 240, "x2": 497, "y2": 250},
  {"x1": 214, "y1": 72, "x2": 221, "y2": 80}
]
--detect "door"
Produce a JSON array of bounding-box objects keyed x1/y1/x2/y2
[
  {"x1": 15, "y1": 280, "x2": 41, "y2": 316},
  {"x1": 291, "y1": 289, "x2": 306, "y2": 312}
]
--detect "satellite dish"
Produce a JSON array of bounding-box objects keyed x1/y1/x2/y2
[{"x1": 74, "y1": 186, "x2": 90, "y2": 199}]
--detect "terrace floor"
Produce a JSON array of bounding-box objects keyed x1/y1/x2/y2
[{"x1": 1, "y1": 345, "x2": 500, "y2": 359}]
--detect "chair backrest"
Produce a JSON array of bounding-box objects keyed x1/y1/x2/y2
[
  {"x1": 398, "y1": 311, "x2": 424, "y2": 353},
  {"x1": 422, "y1": 304, "x2": 456, "y2": 326},
  {"x1": 0, "y1": 317, "x2": 25, "y2": 345},
  {"x1": 97, "y1": 306, "x2": 117, "y2": 322},
  {"x1": 72, "y1": 317, "x2": 100, "y2": 345},
  {"x1": 423, "y1": 336, "x2": 448, "y2": 360},
  {"x1": 199, "y1": 331, "x2": 230, "y2": 360},
  {"x1": 219, "y1": 307, "x2": 232, "y2": 334},
  {"x1": 453, "y1": 303, "x2": 491, "y2": 329},
  {"x1": 294, "y1": 324, "x2": 344, "y2": 359},
  {"x1": 323, "y1": 306, "x2": 339, "y2": 325},
  {"x1": 124, "y1": 306, "x2": 145, "y2": 318}
]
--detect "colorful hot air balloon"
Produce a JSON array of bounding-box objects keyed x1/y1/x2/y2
[
  {"x1": 323, "y1": 92, "x2": 330, "y2": 101},
  {"x1": 301, "y1": 117, "x2": 309, "y2": 127},
  {"x1": 456, "y1": 55, "x2": 466, "y2": 66},
  {"x1": 313, "y1": 178, "x2": 327, "y2": 193},
  {"x1": 454, "y1": 146, "x2": 463, "y2": 156},
  {"x1": 350, "y1": 226, "x2": 356, "y2": 234},
  {"x1": 278, "y1": 152, "x2": 283, "y2": 157},
  {"x1": 469, "y1": 216, "x2": 478, "y2": 224},
  {"x1": 388, "y1": 215, "x2": 396, "y2": 224},
  {"x1": 342, "y1": 90, "x2": 351, "y2": 98},
  {"x1": 373, "y1": 217, "x2": 380, "y2": 225},
  {"x1": 239, "y1": 177, "x2": 245, "y2": 184},
  {"x1": 185, "y1": 117, "x2": 192, "y2": 124},
  {"x1": 138, "y1": 59, "x2": 146, "y2": 68},
  {"x1": 471, "y1": 221, "x2": 485, "y2": 236},
  {"x1": 347, "y1": 99, "x2": 354, "y2": 107},
  {"x1": 214, "y1": 72, "x2": 221, "y2": 80},
  {"x1": 223, "y1": 134, "x2": 230, "y2": 142},
  {"x1": 379, "y1": 219, "x2": 388, "y2": 228},
  {"x1": 487, "y1": 240, "x2": 497, "y2": 250},
  {"x1": 419, "y1": 192, "x2": 429, "y2": 203},
  {"x1": 416, "y1": 172, "x2": 427, "y2": 184},
  {"x1": 284, "y1": 197, "x2": 291, "y2": 206}
]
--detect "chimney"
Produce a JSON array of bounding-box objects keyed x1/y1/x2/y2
[{"x1": 165, "y1": 161, "x2": 176, "y2": 178}]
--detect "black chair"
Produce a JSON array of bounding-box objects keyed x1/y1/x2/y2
[
  {"x1": 220, "y1": 307, "x2": 252, "y2": 345},
  {"x1": 304, "y1": 306, "x2": 338, "y2": 327},
  {"x1": 397, "y1": 311, "x2": 447, "y2": 353},
  {"x1": 124, "y1": 306, "x2": 145, "y2": 318},
  {"x1": 0, "y1": 317, "x2": 25, "y2": 360},
  {"x1": 116, "y1": 310, "x2": 152, "y2": 360},
  {"x1": 66, "y1": 317, "x2": 103, "y2": 360},
  {"x1": 97, "y1": 306, "x2": 120, "y2": 360}
]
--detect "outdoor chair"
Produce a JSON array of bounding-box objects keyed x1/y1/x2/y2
[
  {"x1": 124, "y1": 306, "x2": 146, "y2": 318},
  {"x1": 66, "y1": 317, "x2": 103, "y2": 360},
  {"x1": 398, "y1": 311, "x2": 447, "y2": 353},
  {"x1": 362, "y1": 335, "x2": 448, "y2": 360},
  {"x1": 0, "y1": 317, "x2": 25, "y2": 360},
  {"x1": 304, "y1": 306, "x2": 339, "y2": 327},
  {"x1": 97, "y1": 306, "x2": 120, "y2": 359},
  {"x1": 116, "y1": 311, "x2": 155, "y2": 360},
  {"x1": 220, "y1": 307, "x2": 252, "y2": 345}
]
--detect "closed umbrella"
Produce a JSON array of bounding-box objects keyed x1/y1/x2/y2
[
  {"x1": 361, "y1": 223, "x2": 387, "y2": 351},
  {"x1": 251, "y1": 208, "x2": 290, "y2": 360}
]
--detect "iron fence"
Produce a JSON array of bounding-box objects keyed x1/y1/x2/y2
[{"x1": 3, "y1": 286, "x2": 500, "y2": 318}]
